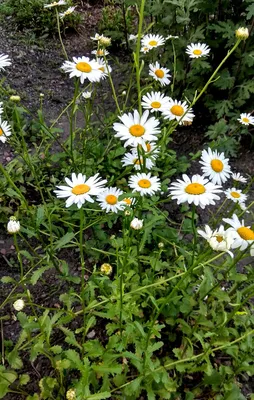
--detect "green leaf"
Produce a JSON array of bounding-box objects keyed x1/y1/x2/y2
[
  {"x1": 213, "y1": 69, "x2": 234, "y2": 90},
  {"x1": 85, "y1": 392, "x2": 111, "y2": 400},
  {"x1": 30, "y1": 265, "x2": 51, "y2": 285},
  {"x1": 19, "y1": 374, "x2": 30, "y2": 385},
  {"x1": 36, "y1": 205, "x2": 45, "y2": 228},
  {"x1": 64, "y1": 349, "x2": 83, "y2": 371},
  {"x1": 54, "y1": 232, "x2": 75, "y2": 250},
  {"x1": 1, "y1": 276, "x2": 16, "y2": 284},
  {"x1": 92, "y1": 364, "x2": 122, "y2": 375},
  {"x1": 246, "y1": 3, "x2": 254, "y2": 19}
]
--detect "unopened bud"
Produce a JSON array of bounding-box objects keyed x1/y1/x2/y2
[
  {"x1": 235, "y1": 27, "x2": 249, "y2": 40},
  {"x1": 10, "y1": 95, "x2": 21, "y2": 102},
  {"x1": 100, "y1": 263, "x2": 112, "y2": 275},
  {"x1": 13, "y1": 299, "x2": 25, "y2": 311}
]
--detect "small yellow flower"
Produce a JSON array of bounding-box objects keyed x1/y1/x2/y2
[
  {"x1": 235, "y1": 27, "x2": 249, "y2": 40},
  {"x1": 66, "y1": 389, "x2": 76, "y2": 400},
  {"x1": 100, "y1": 263, "x2": 113, "y2": 275}
]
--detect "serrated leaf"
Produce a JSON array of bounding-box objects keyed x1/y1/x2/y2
[
  {"x1": 54, "y1": 232, "x2": 75, "y2": 251},
  {"x1": 36, "y1": 205, "x2": 45, "y2": 228},
  {"x1": 19, "y1": 374, "x2": 30, "y2": 385},
  {"x1": 64, "y1": 349, "x2": 83, "y2": 371},
  {"x1": 246, "y1": 3, "x2": 254, "y2": 19},
  {"x1": 30, "y1": 265, "x2": 51, "y2": 285},
  {"x1": 213, "y1": 69, "x2": 235, "y2": 90},
  {"x1": 92, "y1": 364, "x2": 122, "y2": 375},
  {"x1": 50, "y1": 345, "x2": 62, "y2": 354},
  {"x1": 1, "y1": 276, "x2": 16, "y2": 284}
]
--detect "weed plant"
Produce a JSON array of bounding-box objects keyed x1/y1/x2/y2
[{"x1": 0, "y1": 1, "x2": 253, "y2": 399}]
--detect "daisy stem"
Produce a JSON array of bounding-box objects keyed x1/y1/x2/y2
[
  {"x1": 171, "y1": 40, "x2": 177, "y2": 95},
  {"x1": 105, "y1": 58, "x2": 121, "y2": 115},
  {"x1": 211, "y1": 198, "x2": 228, "y2": 227},
  {"x1": 55, "y1": 9, "x2": 68, "y2": 60},
  {"x1": 13, "y1": 233, "x2": 23, "y2": 280},
  {"x1": 79, "y1": 207, "x2": 86, "y2": 356},
  {"x1": 135, "y1": 0, "x2": 146, "y2": 114},
  {"x1": 69, "y1": 79, "x2": 79, "y2": 165},
  {"x1": 0, "y1": 163, "x2": 29, "y2": 210},
  {"x1": 191, "y1": 205, "x2": 197, "y2": 266}
]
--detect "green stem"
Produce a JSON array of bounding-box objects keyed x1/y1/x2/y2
[
  {"x1": 56, "y1": 9, "x2": 68, "y2": 60},
  {"x1": 79, "y1": 207, "x2": 86, "y2": 357},
  {"x1": 134, "y1": 0, "x2": 146, "y2": 114},
  {"x1": 191, "y1": 205, "x2": 197, "y2": 266},
  {"x1": 171, "y1": 40, "x2": 177, "y2": 94},
  {"x1": 0, "y1": 163, "x2": 29, "y2": 209}
]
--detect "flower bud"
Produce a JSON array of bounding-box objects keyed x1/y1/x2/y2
[
  {"x1": 82, "y1": 91, "x2": 92, "y2": 99},
  {"x1": 130, "y1": 217, "x2": 143, "y2": 230},
  {"x1": 100, "y1": 263, "x2": 112, "y2": 275},
  {"x1": 158, "y1": 242, "x2": 164, "y2": 249},
  {"x1": 99, "y1": 36, "x2": 111, "y2": 47},
  {"x1": 13, "y1": 299, "x2": 25, "y2": 311},
  {"x1": 66, "y1": 389, "x2": 76, "y2": 400},
  {"x1": 125, "y1": 210, "x2": 131, "y2": 216},
  {"x1": 235, "y1": 27, "x2": 249, "y2": 40},
  {"x1": 10, "y1": 95, "x2": 21, "y2": 102},
  {"x1": 7, "y1": 217, "x2": 20, "y2": 234}
]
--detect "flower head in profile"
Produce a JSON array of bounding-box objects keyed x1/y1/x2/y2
[
  {"x1": 149, "y1": 62, "x2": 171, "y2": 86},
  {"x1": 7, "y1": 217, "x2": 20, "y2": 234},
  {"x1": 59, "y1": 6, "x2": 76, "y2": 19},
  {"x1": 61, "y1": 56, "x2": 102, "y2": 83},
  {"x1": 232, "y1": 172, "x2": 247, "y2": 183},
  {"x1": 113, "y1": 110, "x2": 160, "y2": 150},
  {"x1": 82, "y1": 91, "x2": 92, "y2": 99},
  {"x1": 0, "y1": 118, "x2": 12, "y2": 143},
  {"x1": 141, "y1": 46, "x2": 150, "y2": 54},
  {"x1": 169, "y1": 174, "x2": 222, "y2": 209},
  {"x1": 121, "y1": 150, "x2": 155, "y2": 170},
  {"x1": 44, "y1": 0, "x2": 66, "y2": 8},
  {"x1": 129, "y1": 34, "x2": 138, "y2": 42},
  {"x1": 91, "y1": 49, "x2": 109, "y2": 57},
  {"x1": 97, "y1": 187, "x2": 124, "y2": 213},
  {"x1": 166, "y1": 35, "x2": 179, "y2": 40},
  {"x1": 54, "y1": 173, "x2": 107, "y2": 209},
  {"x1": 186, "y1": 43, "x2": 210, "y2": 58},
  {"x1": 237, "y1": 113, "x2": 254, "y2": 126},
  {"x1": 161, "y1": 99, "x2": 194, "y2": 125},
  {"x1": 141, "y1": 91, "x2": 170, "y2": 113},
  {"x1": 141, "y1": 34, "x2": 165, "y2": 50},
  {"x1": 235, "y1": 27, "x2": 249, "y2": 40},
  {"x1": 97, "y1": 58, "x2": 112, "y2": 79},
  {"x1": 198, "y1": 224, "x2": 234, "y2": 257},
  {"x1": 223, "y1": 214, "x2": 254, "y2": 251},
  {"x1": 225, "y1": 188, "x2": 247, "y2": 204},
  {"x1": 0, "y1": 54, "x2": 11, "y2": 71},
  {"x1": 129, "y1": 172, "x2": 161, "y2": 196},
  {"x1": 199, "y1": 148, "x2": 231, "y2": 185},
  {"x1": 0, "y1": 102, "x2": 3, "y2": 114}
]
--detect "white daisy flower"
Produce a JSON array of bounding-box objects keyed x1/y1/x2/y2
[
  {"x1": 91, "y1": 33, "x2": 103, "y2": 41},
  {"x1": 0, "y1": 102, "x2": 3, "y2": 114},
  {"x1": 149, "y1": 62, "x2": 171, "y2": 86},
  {"x1": 59, "y1": 6, "x2": 76, "y2": 19},
  {"x1": 54, "y1": 173, "x2": 107, "y2": 209},
  {"x1": 225, "y1": 188, "x2": 247, "y2": 204},
  {"x1": 121, "y1": 150, "x2": 155, "y2": 170},
  {"x1": 44, "y1": 0, "x2": 66, "y2": 8},
  {"x1": 97, "y1": 187, "x2": 124, "y2": 213},
  {"x1": 7, "y1": 217, "x2": 20, "y2": 234},
  {"x1": 91, "y1": 49, "x2": 109, "y2": 57},
  {"x1": 0, "y1": 118, "x2": 12, "y2": 143},
  {"x1": 161, "y1": 99, "x2": 194, "y2": 125},
  {"x1": 237, "y1": 113, "x2": 254, "y2": 126},
  {"x1": 97, "y1": 58, "x2": 112, "y2": 79},
  {"x1": 141, "y1": 91, "x2": 171, "y2": 113},
  {"x1": 113, "y1": 110, "x2": 160, "y2": 150},
  {"x1": 61, "y1": 56, "x2": 102, "y2": 84},
  {"x1": 232, "y1": 172, "x2": 247, "y2": 183},
  {"x1": 199, "y1": 148, "x2": 231, "y2": 185},
  {"x1": 141, "y1": 34, "x2": 165, "y2": 49},
  {"x1": 186, "y1": 43, "x2": 210, "y2": 58},
  {"x1": 129, "y1": 172, "x2": 161, "y2": 196},
  {"x1": 239, "y1": 202, "x2": 250, "y2": 213},
  {"x1": 197, "y1": 224, "x2": 234, "y2": 257},
  {"x1": 134, "y1": 142, "x2": 160, "y2": 160},
  {"x1": 0, "y1": 54, "x2": 11, "y2": 71},
  {"x1": 223, "y1": 214, "x2": 254, "y2": 251},
  {"x1": 166, "y1": 35, "x2": 179, "y2": 40},
  {"x1": 235, "y1": 27, "x2": 249, "y2": 40},
  {"x1": 169, "y1": 174, "x2": 222, "y2": 209},
  {"x1": 121, "y1": 197, "x2": 135, "y2": 207},
  {"x1": 141, "y1": 46, "x2": 151, "y2": 54},
  {"x1": 130, "y1": 218, "x2": 143, "y2": 230}
]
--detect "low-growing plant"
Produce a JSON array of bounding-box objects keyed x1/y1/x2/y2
[{"x1": 0, "y1": 1, "x2": 253, "y2": 399}]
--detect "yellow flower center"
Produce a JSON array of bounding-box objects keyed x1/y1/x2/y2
[
  {"x1": 185, "y1": 183, "x2": 206, "y2": 195},
  {"x1": 242, "y1": 117, "x2": 249, "y2": 123},
  {"x1": 155, "y1": 69, "x2": 164, "y2": 78},
  {"x1": 146, "y1": 143, "x2": 151, "y2": 152},
  {"x1": 151, "y1": 101, "x2": 161, "y2": 109},
  {"x1": 193, "y1": 49, "x2": 202, "y2": 55},
  {"x1": 0, "y1": 128, "x2": 3, "y2": 136},
  {"x1": 72, "y1": 184, "x2": 90, "y2": 195},
  {"x1": 123, "y1": 198, "x2": 131, "y2": 205},
  {"x1": 133, "y1": 158, "x2": 143, "y2": 165},
  {"x1": 105, "y1": 194, "x2": 118, "y2": 205},
  {"x1": 76, "y1": 62, "x2": 92, "y2": 73},
  {"x1": 211, "y1": 159, "x2": 224, "y2": 172},
  {"x1": 237, "y1": 227, "x2": 254, "y2": 240},
  {"x1": 170, "y1": 105, "x2": 184, "y2": 116},
  {"x1": 216, "y1": 235, "x2": 223, "y2": 243},
  {"x1": 97, "y1": 50, "x2": 104, "y2": 56},
  {"x1": 129, "y1": 124, "x2": 145, "y2": 137},
  {"x1": 138, "y1": 179, "x2": 151, "y2": 188},
  {"x1": 231, "y1": 191, "x2": 240, "y2": 198},
  {"x1": 99, "y1": 66, "x2": 105, "y2": 72},
  {"x1": 149, "y1": 40, "x2": 158, "y2": 46}
]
